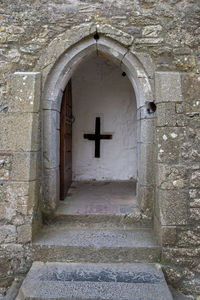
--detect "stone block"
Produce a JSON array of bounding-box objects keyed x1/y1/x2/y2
[
  {"x1": 9, "y1": 72, "x2": 41, "y2": 112},
  {"x1": 190, "y1": 170, "x2": 200, "y2": 188},
  {"x1": 181, "y1": 73, "x2": 200, "y2": 114},
  {"x1": 97, "y1": 36, "x2": 127, "y2": 66},
  {"x1": 134, "y1": 38, "x2": 164, "y2": 44},
  {"x1": 177, "y1": 228, "x2": 200, "y2": 247},
  {"x1": 129, "y1": 51, "x2": 156, "y2": 79},
  {"x1": 0, "y1": 203, "x2": 6, "y2": 221},
  {"x1": 43, "y1": 167, "x2": 59, "y2": 213},
  {"x1": 17, "y1": 224, "x2": 32, "y2": 244},
  {"x1": 0, "y1": 154, "x2": 11, "y2": 180},
  {"x1": 158, "y1": 189, "x2": 188, "y2": 225},
  {"x1": 0, "y1": 181, "x2": 38, "y2": 220},
  {"x1": 189, "y1": 189, "x2": 200, "y2": 200},
  {"x1": 153, "y1": 215, "x2": 162, "y2": 245},
  {"x1": 97, "y1": 24, "x2": 134, "y2": 46},
  {"x1": 43, "y1": 99, "x2": 62, "y2": 111},
  {"x1": 190, "y1": 199, "x2": 200, "y2": 208},
  {"x1": 156, "y1": 127, "x2": 184, "y2": 163},
  {"x1": 0, "y1": 225, "x2": 16, "y2": 243},
  {"x1": 142, "y1": 25, "x2": 163, "y2": 37},
  {"x1": 189, "y1": 208, "x2": 200, "y2": 223},
  {"x1": 43, "y1": 110, "x2": 60, "y2": 169},
  {"x1": 176, "y1": 102, "x2": 185, "y2": 114},
  {"x1": 137, "y1": 184, "x2": 154, "y2": 213},
  {"x1": 10, "y1": 151, "x2": 40, "y2": 181},
  {"x1": 157, "y1": 164, "x2": 188, "y2": 190},
  {"x1": 161, "y1": 226, "x2": 177, "y2": 246},
  {"x1": 181, "y1": 142, "x2": 200, "y2": 163},
  {"x1": 137, "y1": 142, "x2": 155, "y2": 185},
  {"x1": 0, "y1": 113, "x2": 40, "y2": 152},
  {"x1": 155, "y1": 72, "x2": 182, "y2": 103},
  {"x1": 156, "y1": 102, "x2": 186, "y2": 127},
  {"x1": 137, "y1": 119, "x2": 155, "y2": 143}
]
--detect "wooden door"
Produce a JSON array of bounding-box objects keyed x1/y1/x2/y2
[{"x1": 60, "y1": 80, "x2": 72, "y2": 200}]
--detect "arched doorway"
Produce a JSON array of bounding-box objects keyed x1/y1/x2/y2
[
  {"x1": 59, "y1": 55, "x2": 138, "y2": 214},
  {"x1": 42, "y1": 33, "x2": 155, "y2": 219}
]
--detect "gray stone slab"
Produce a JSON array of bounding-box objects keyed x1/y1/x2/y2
[
  {"x1": 33, "y1": 227, "x2": 157, "y2": 248},
  {"x1": 9, "y1": 72, "x2": 41, "y2": 113},
  {"x1": 17, "y1": 262, "x2": 173, "y2": 300},
  {"x1": 155, "y1": 71, "x2": 182, "y2": 103},
  {"x1": 32, "y1": 227, "x2": 160, "y2": 263}
]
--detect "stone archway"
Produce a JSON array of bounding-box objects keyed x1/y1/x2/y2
[{"x1": 39, "y1": 25, "x2": 155, "y2": 217}]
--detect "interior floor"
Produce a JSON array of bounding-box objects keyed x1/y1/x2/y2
[{"x1": 58, "y1": 181, "x2": 138, "y2": 215}]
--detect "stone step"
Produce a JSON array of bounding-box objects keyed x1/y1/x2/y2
[
  {"x1": 48, "y1": 211, "x2": 152, "y2": 229},
  {"x1": 16, "y1": 262, "x2": 173, "y2": 300},
  {"x1": 47, "y1": 181, "x2": 152, "y2": 230},
  {"x1": 32, "y1": 226, "x2": 160, "y2": 263}
]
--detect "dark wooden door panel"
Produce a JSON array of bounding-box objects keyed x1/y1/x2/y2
[
  {"x1": 66, "y1": 138, "x2": 72, "y2": 152},
  {"x1": 60, "y1": 80, "x2": 72, "y2": 200}
]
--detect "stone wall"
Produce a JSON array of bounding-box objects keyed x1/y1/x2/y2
[
  {"x1": 156, "y1": 72, "x2": 200, "y2": 295},
  {"x1": 0, "y1": 0, "x2": 199, "y2": 295}
]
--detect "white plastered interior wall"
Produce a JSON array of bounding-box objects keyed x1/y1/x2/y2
[{"x1": 72, "y1": 55, "x2": 137, "y2": 181}]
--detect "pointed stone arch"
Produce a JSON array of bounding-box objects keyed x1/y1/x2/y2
[{"x1": 38, "y1": 24, "x2": 156, "y2": 216}]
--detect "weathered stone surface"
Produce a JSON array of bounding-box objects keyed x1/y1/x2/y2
[
  {"x1": 156, "y1": 102, "x2": 186, "y2": 127},
  {"x1": 161, "y1": 226, "x2": 177, "y2": 246},
  {"x1": 137, "y1": 142, "x2": 155, "y2": 185},
  {"x1": 156, "y1": 127, "x2": 184, "y2": 163},
  {"x1": 177, "y1": 228, "x2": 200, "y2": 247},
  {"x1": 135, "y1": 38, "x2": 164, "y2": 44},
  {"x1": 182, "y1": 74, "x2": 200, "y2": 114},
  {"x1": 190, "y1": 171, "x2": 200, "y2": 188},
  {"x1": 157, "y1": 164, "x2": 188, "y2": 190},
  {"x1": 0, "y1": 155, "x2": 11, "y2": 180},
  {"x1": 137, "y1": 119, "x2": 155, "y2": 143},
  {"x1": 142, "y1": 25, "x2": 163, "y2": 37},
  {"x1": 17, "y1": 225, "x2": 32, "y2": 244},
  {"x1": 16, "y1": 262, "x2": 173, "y2": 300},
  {"x1": 9, "y1": 72, "x2": 41, "y2": 113},
  {"x1": 155, "y1": 72, "x2": 182, "y2": 103},
  {"x1": 0, "y1": 226, "x2": 16, "y2": 244},
  {"x1": 158, "y1": 189, "x2": 188, "y2": 225},
  {"x1": 97, "y1": 24, "x2": 134, "y2": 46},
  {"x1": 10, "y1": 152, "x2": 40, "y2": 181},
  {"x1": 0, "y1": 243, "x2": 32, "y2": 281},
  {"x1": 189, "y1": 208, "x2": 200, "y2": 223},
  {"x1": 0, "y1": 181, "x2": 37, "y2": 221},
  {"x1": 129, "y1": 51, "x2": 156, "y2": 79},
  {"x1": 32, "y1": 227, "x2": 160, "y2": 263},
  {"x1": 137, "y1": 184, "x2": 154, "y2": 214},
  {"x1": 181, "y1": 277, "x2": 200, "y2": 295},
  {"x1": 0, "y1": 113, "x2": 40, "y2": 152},
  {"x1": 190, "y1": 199, "x2": 200, "y2": 208},
  {"x1": 42, "y1": 167, "x2": 60, "y2": 212}
]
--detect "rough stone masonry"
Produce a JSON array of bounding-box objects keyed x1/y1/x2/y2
[{"x1": 0, "y1": 0, "x2": 200, "y2": 297}]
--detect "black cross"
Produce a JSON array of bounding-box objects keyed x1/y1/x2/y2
[{"x1": 84, "y1": 117, "x2": 112, "y2": 158}]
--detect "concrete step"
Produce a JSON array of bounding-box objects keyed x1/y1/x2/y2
[
  {"x1": 16, "y1": 262, "x2": 173, "y2": 300},
  {"x1": 32, "y1": 226, "x2": 160, "y2": 263}
]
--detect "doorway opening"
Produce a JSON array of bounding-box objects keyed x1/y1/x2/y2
[{"x1": 59, "y1": 55, "x2": 138, "y2": 216}]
